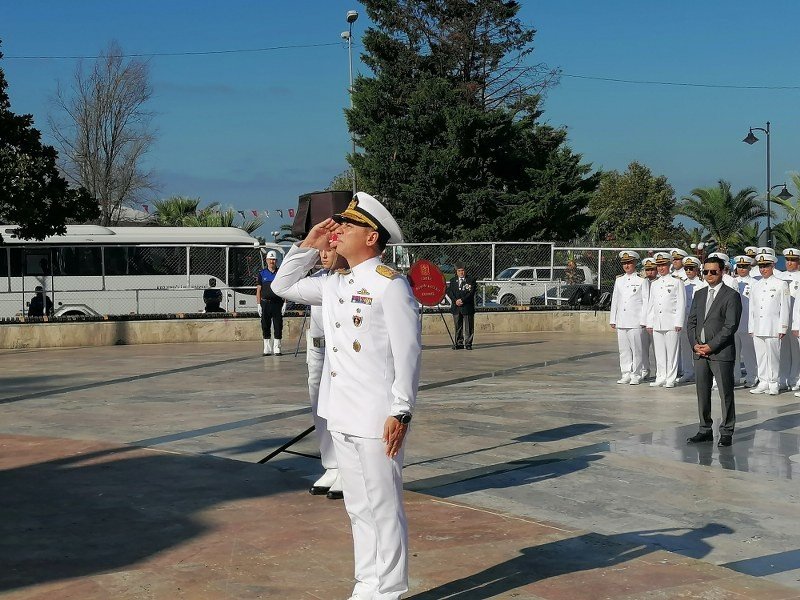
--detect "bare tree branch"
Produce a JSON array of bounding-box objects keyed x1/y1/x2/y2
[{"x1": 49, "y1": 40, "x2": 157, "y2": 225}]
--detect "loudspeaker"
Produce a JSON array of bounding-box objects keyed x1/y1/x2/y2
[{"x1": 292, "y1": 191, "x2": 353, "y2": 238}]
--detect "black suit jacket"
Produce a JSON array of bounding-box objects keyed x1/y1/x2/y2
[
  {"x1": 686, "y1": 284, "x2": 742, "y2": 362},
  {"x1": 447, "y1": 276, "x2": 477, "y2": 315}
]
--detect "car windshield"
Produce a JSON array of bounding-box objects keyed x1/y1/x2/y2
[{"x1": 496, "y1": 268, "x2": 517, "y2": 279}]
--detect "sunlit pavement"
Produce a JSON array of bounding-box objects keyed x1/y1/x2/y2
[{"x1": 2, "y1": 330, "x2": 800, "y2": 599}]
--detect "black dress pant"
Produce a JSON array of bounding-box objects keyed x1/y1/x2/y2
[
  {"x1": 260, "y1": 302, "x2": 283, "y2": 340},
  {"x1": 694, "y1": 356, "x2": 736, "y2": 435},
  {"x1": 453, "y1": 311, "x2": 474, "y2": 348}
]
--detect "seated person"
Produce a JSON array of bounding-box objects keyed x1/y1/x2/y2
[
  {"x1": 203, "y1": 278, "x2": 224, "y2": 312},
  {"x1": 28, "y1": 286, "x2": 54, "y2": 317}
]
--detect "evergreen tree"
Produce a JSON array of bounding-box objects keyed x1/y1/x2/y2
[
  {"x1": 0, "y1": 46, "x2": 98, "y2": 242},
  {"x1": 348, "y1": 0, "x2": 596, "y2": 242}
]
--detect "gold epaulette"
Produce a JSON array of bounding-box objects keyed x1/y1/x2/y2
[
  {"x1": 376, "y1": 264, "x2": 398, "y2": 279},
  {"x1": 335, "y1": 268, "x2": 352, "y2": 275}
]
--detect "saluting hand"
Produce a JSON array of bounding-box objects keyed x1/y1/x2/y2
[
  {"x1": 383, "y1": 416, "x2": 408, "y2": 458},
  {"x1": 300, "y1": 218, "x2": 339, "y2": 252}
]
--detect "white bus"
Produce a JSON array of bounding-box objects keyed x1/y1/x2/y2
[{"x1": 0, "y1": 225, "x2": 279, "y2": 318}]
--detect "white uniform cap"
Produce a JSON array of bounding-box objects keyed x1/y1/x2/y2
[
  {"x1": 783, "y1": 248, "x2": 800, "y2": 258},
  {"x1": 654, "y1": 251, "x2": 671, "y2": 265},
  {"x1": 744, "y1": 246, "x2": 758, "y2": 257},
  {"x1": 708, "y1": 252, "x2": 730, "y2": 263},
  {"x1": 266, "y1": 250, "x2": 278, "y2": 259},
  {"x1": 683, "y1": 256, "x2": 701, "y2": 268},
  {"x1": 734, "y1": 255, "x2": 755, "y2": 266},
  {"x1": 641, "y1": 256, "x2": 657, "y2": 267},
  {"x1": 333, "y1": 191, "x2": 404, "y2": 244},
  {"x1": 671, "y1": 248, "x2": 688, "y2": 259},
  {"x1": 618, "y1": 250, "x2": 640, "y2": 261},
  {"x1": 758, "y1": 247, "x2": 776, "y2": 256},
  {"x1": 756, "y1": 252, "x2": 776, "y2": 265}
]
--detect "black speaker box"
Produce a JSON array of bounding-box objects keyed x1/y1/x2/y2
[{"x1": 292, "y1": 191, "x2": 353, "y2": 238}]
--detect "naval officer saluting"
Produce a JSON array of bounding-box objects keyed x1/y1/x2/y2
[{"x1": 272, "y1": 192, "x2": 421, "y2": 600}]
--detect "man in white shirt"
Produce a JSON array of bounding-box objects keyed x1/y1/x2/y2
[
  {"x1": 744, "y1": 247, "x2": 760, "y2": 278},
  {"x1": 670, "y1": 248, "x2": 689, "y2": 281},
  {"x1": 640, "y1": 256, "x2": 658, "y2": 379},
  {"x1": 646, "y1": 252, "x2": 686, "y2": 388},
  {"x1": 749, "y1": 253, "x2": 790, "y2": 395},
  {"x1": 678, "y1": 256, "x2": 706, "y2": 383},
  {"x1": 271, "y1": 192, "x2": 421, "y2": 600},
  {"x1": 733, "y1": 255, "x2": 758, "y2": 387},
  {"x1": 609, "y1": 250, "x2": 645, "y2": 385},
  {"x1": 778, "y1": 248, "x2": 800, "y2": 390}
]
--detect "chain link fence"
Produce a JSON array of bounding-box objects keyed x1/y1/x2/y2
[{"x1": 1, "y1": 242, "x2": 678, "y2": 319}]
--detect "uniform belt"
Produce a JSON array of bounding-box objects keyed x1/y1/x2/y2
[{"x1": 312, "y1": 337, "x2": 325, "y2": 348}]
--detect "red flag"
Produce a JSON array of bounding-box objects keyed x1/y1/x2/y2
[
  {"x1": 142, "y1": 204, "x2": 149, "y2": 213},
  {"x1": 288, "y1": 208, "x2": 295, "y2": 218},
  {"x1": 251, "y1": 210, "x2": 258, "y2": 217}
]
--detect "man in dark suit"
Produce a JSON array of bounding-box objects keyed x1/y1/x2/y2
[
  {"x1": 686, "y1": 256, "x2": 742, "y2": 447},
  {"x1": 447, "y1": 263, "x2": 477, "y2": 350}
]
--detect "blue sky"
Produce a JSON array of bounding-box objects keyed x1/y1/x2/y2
[{"x1": 2, "y1": 1, "x2": 799, "y2": 239}]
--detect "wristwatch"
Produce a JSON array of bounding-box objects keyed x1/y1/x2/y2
[{"x1": 393, "y1": 412, "x2": 412, "y2": 424}]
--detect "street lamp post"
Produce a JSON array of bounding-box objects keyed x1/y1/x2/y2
[
  {"x1": 342, "y1": 10, "x2": 359, "y2": 195},
  {"x1": 744, "y1": 121, "x2": 774, "y2": 246}
]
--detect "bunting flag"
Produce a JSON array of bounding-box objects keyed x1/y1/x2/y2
[
  {"x1": 263, "y1": 210, "x2": 269, "y2": 218},
  {"x1": 237, "y1": 210, "x2": 246, "y2": 219},
  {"x1": 288, "y1": 208, "x2": 295, "y2": 218},
  {"x1": 276, "y1": 209, "x2": 284, "y2": 218},
  {"x1": 251, "y1": 210, "x2": 259, "y2": 217},
  {"x1": 142, "y1": 204, "x2": 149, "y2": 214}
]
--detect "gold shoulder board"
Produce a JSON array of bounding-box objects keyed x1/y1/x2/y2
[
  {"x1": 335, "y1": 268, "x2": 352, "y2": 275},
  {"x1": 376, "y1": 264, "x2": 398, "y2": 279}
]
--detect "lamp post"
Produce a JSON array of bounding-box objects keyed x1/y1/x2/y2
[
  {"x1": 743, "y1": 121, "x2": 777, "y2": 246},
  {"x1": 342, "y1": 10, "x2": 359, "y2": 195}
]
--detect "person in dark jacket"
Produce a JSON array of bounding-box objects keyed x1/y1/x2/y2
[
  {"x1": 447, "y1": 263, "x2": 477, "y2": 350},
  {"x1": 28, "y1": 286, "x2": 53, "y2": 317},
  {"x1": 257, "y1": 250, "x2": 286, "y2": 355},
  {"x1": 686, "y1": 256, "x2": 743, "y2": 447}
]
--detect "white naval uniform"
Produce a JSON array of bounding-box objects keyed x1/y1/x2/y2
[
  {"x1": 680, "y1": 277, "x2": 707, "y2": 379},
  {"x1": 735, "y1": 276, "x2": 758, "y2": 385},
  {"x1": 749, "y1": 275, "x2": 790, "y2": 388},
  {"x1": 307, "y1": 272, "x2": 337, "y2": 470},
  {"x1": 722, "y1": 273, "x2": 738, "y2": 290},
  {"x1": 609, "y1": 272, "x2": 645, "y2": 379},
  {"x1": 640, "y1": 277, "x2": 656, "y2": 374},
  {"x1": 782, "y1": 271, "x2": 800, "y2": 388},
  {"x1": 646, "y1": 274, "x2": 686, "y2": 385},
  {"x1": 272, "y1": 245, "x2": 421, "y2": 600},
  {"x1": 671, "y1": 267, "x2": 688, "y2": 281}
]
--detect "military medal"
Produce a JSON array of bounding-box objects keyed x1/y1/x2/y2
[
  {"x1": 353, "y1": 315, "x2": 363, "y2": 327},
  {"x1": 353, "y1": 340, "x2": 361, "y2": 352}
]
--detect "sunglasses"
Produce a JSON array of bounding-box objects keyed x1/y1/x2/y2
[
  {"x1": 702, "y1": 269, "x2": 719, "y2": 275},
  {"x1": 685, "y1": 266, "x2": 697, "y2": 271},
  {"x1": 644, "y1": 267, "x2": 656, "y2": 271}
]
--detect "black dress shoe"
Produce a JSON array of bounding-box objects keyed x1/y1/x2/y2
[
  {"x1": 309, "y1": 485, "x2": 331, "y2": 496},
  {"x1": 454, "y1": 345, "x2": 464, "y2": 350},
  {"x1": 717, "y1": 435, "x2": 733, "y2": 447},
  {"x1": 326, "y1": 490, "x2": 344, "y2": 500},
  {"x1": 465, "y1": 346, "x2": 472, "y2": 350},
  {"x1": 687, "y1": 431, "x2": 713, "y2": 443}
]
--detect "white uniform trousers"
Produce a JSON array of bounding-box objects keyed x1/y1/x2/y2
[
  {"x1": 652, "y1": 329, "x2": 680, "y2": 385},
  {"x1": 331, "y1": 431, "x2": 408, "y2": 600},
  {"x1": 753, "y1": 335, "x2": 782, "y2": 386},
  {"x1": 679, "y1": 326, "x2": 694, "y2": 379},
  {"x1": 641, "y1": 329, "x2": 652, "y2": 373},
  {"x1": 307, "y1": 346, "x2": 336, "y2": 469},
  {"x1": 616, "y1": 327, "x2": 643, "y2": 377},
  {"x1": 778, "y1": 334, "x2": 800, "y2": 388},
  {"x1": 735, "y1": 331, "x2": 758, "y2": 385}
]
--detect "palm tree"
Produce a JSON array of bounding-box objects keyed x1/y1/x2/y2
[
  {"x1": 773, "y1": 172, "x2": 800, "y2": 248},
  {"x1": 274, "y1": 223, "x2": 298, "y2": 243},
  {"x1": 152, "y1": 196, "x2": 201, "y2": 226},
  {"x1": 677, "y1": 180, "x2": 768, "y2": 254},
  {"x1": 734, "y1": 223, "x2": 761, "y2": 252}
]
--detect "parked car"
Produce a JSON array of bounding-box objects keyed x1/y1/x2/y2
[{"x1": 483, "y1": 265, "x2": 595, "y2": 306}]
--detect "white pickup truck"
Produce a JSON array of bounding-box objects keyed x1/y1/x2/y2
[{"x1": 484, "y1": 265, "x2": 595, "y2": 306}]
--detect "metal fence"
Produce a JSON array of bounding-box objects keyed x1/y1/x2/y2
[{"x1": 2, "y1": 242, "x2": 675, "y2": 319}]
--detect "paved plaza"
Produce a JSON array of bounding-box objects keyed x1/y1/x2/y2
[{"x1": 2, "y1": 329, "x2": 800, "y2": 599}]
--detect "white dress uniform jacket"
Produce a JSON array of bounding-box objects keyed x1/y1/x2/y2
[
  {"x1": 646, "y1": 274, "x2": 686, "y2": 331},
  {"x1": 272, "y1": 245, "x2": 422, "y2": 438},
  {"x1": 749, "y1": 276, "x2": 790, "y2": 337},
  {"x1": 735, "y1": 275, "x2": 758, "y2": 385},
  {"x1": 680, "y1": 278, "x2": 707, "y2": 379},
  {"x1": 610, "y1": 273, "x2": 645, "y2": 328},
  {"x1": 780, "y1": 271, "x2": 800, "y2": 388}
]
